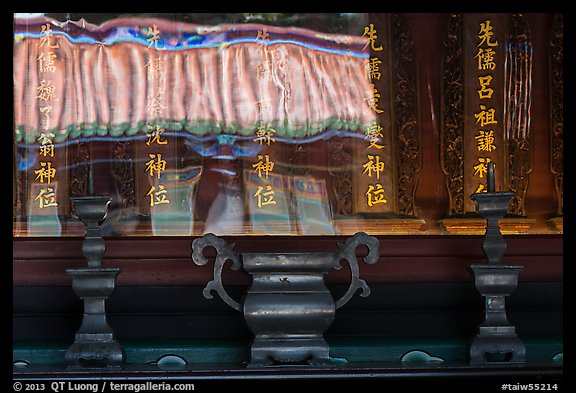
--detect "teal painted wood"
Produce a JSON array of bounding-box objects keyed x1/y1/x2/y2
[
  {"x1": 13, "y1": 338, "x2": 249, "y2": 367},
  {"x1": 329, "y1": 335, "x2": 563, "y2": 364},
  {"x1": 13, "y1": 335, "x2": 563, "y2": 367}
]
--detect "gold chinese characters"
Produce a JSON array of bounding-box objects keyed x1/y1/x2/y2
[
  {"x1": 145, "y1": 25, "x2": 170, "y2": 207},
  {"x1": 34, "y1": 23, "x2": 59, "y2": 209},
  {"x1": 473, "y1": 19, "x2": 499, "y2": 193},
  {"x1": 362, "y1": 23, "x2": 387, "y2": 208}
]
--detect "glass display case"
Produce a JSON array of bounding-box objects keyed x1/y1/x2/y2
[{"x1": 12, "y1": 12, "x2": 562, "y2": 237}]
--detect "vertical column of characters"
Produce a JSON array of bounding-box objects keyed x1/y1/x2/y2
[
  {"x1": 472, "y1": 19, "x2": 499, "y2": 193},
  {"x1": 252, "y1": 29, "x2": 278, "y2": 209},
  {"x1": 361, "y1": 23, "x2": 387, "y2": 208},
  {"x1": 33, "y1": 23, "x2": 59, "y2": 210},
  {"x1": 144, "y1": 24, "x2": 171, "y2": 208}
]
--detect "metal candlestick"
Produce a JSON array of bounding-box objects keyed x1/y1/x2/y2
[
  {"x1": 65, "y1": 195, "x2": 125, "y2": 369},
  {"x1": 472, "y1": 163, "x2": 511, "y2": 264},
  {"x1": 467, "y1": 162, "x2": 526, "y2": 364},
  {"x1": 71, "y1": 195, "x2": 109, "y2": 268},
  {"x1": 192, "y1": 231, "x2": 380, "y2": 367}
]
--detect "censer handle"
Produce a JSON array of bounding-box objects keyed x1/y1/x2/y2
[
  {"x1": 191, "y1": 233, "x2": 242, "y2": 311},
  {"x1": 333, "y1": 232, "x2": 380, "y2": 309}
]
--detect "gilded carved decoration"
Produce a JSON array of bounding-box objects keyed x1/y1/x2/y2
[
  {"x1": 505, "y1": 13, "x2": 533, "y2": 217},
  {"x1": 111, "y1": 141, "x2": 136, "y2": 210},
  {"x1": 392, "y1": 13, "x2": 421, "y2": 217},
  {"x1": 69, "y1": 141, "x2": 90, "y2": 197},
  {"x1": 549, "y1": 13, "x2": 563, "y2": 216},
  {"x1": 328, "y1": 137, "x2": 353, "y2": 216},
  {"x1": 441, "y1": 13, "x2": 465, "y2": 216}
]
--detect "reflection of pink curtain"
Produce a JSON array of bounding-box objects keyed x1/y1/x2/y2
[{"x1": 14, "y1": 17, "x2": 376, "y2": 143}]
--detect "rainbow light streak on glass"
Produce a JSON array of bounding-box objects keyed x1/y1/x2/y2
[
  {"x1": 14, "y1": 26, "x2": 369, "y2": 59},
  {"x1": 16, "y1": 129, "x2": 366, "y2": 149}
]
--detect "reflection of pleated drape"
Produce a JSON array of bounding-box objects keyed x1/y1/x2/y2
[
  {"x1": 14, "y1": 34, "x2": 376, "y2": 143},
  {"x1": 504, "y1": 14, "x2": 534, "y2": 217}
]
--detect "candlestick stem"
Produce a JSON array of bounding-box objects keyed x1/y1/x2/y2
[{"x1": 487, "y1": 161, "x2": 495, "y2": 193}]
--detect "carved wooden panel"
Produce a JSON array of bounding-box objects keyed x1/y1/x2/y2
[
  {"x1": 69, "y1": 141, "x2": 90, "y2": 198},
  {"x1": 441, "y1": 13, "x2": 534, "y2": 217},
  {"x1": 441, "y1": 13, "x2": 465, "y2": 216},
  {"x1": 328, "y1": 137, "x2": 353, "y2": 216},
  {"x1": 505, "y1": 13, "x2": 533, "y2": 217},
  {"x1": 549, "y1": 13, "x2": 563, "y2": 217},
  {"x1": 111, "y1": 141, "x2": 136, "y2": 211},
  {"x1": 68, "y1": 140, "x2": 90, "y2": 217},
  {"x1": 335, "y1": 13, "x2": 421, "y2": 217},
  {"x1": 392, "y1": 13, "x2": 421, "y2": 216}
]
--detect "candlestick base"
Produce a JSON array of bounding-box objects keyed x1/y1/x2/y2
[
  {"x1": 467, "y1": 264, "x2": 526, "y2": 364},
  {"x1": 64, "y1": 267, "x2": 125, "y2": 369},
  {"x1": 468, "y1": 335, "x2": 526, "y2": 364}
]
